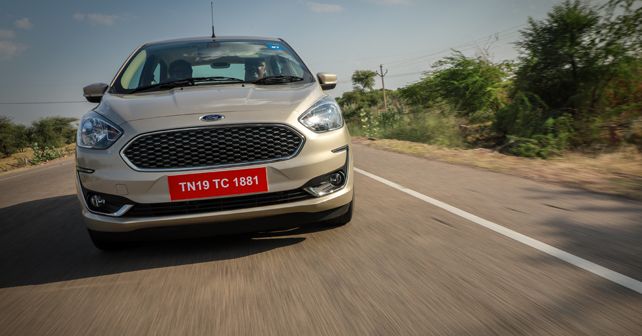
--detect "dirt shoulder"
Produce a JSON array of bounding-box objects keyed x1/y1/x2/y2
[
  {"x1": 353, "y1": 137, "x2": 642, "y2": 200},
  {"x1": 0, "y1": 144, "x2": 75, "y2": 175}
]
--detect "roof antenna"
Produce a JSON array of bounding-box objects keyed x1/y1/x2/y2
[{"x1": 210, "y1": 1, "x2": 216, "y2": 38}]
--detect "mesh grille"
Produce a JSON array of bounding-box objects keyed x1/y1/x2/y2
[
  {"x1": 122, "y1": 125, "x2": 304, "y2": 170},
  {"x1": 124, "y1": 189, "x2": 313, "y2": 217}
]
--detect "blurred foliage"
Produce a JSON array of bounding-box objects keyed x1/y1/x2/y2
[
  {"x1": 380, "y1": 108, "x2": 465, "y2": 148},
  {"x1": 28, "y1": 117, "x2": 78, "y2": 148},
  {"x1": 29, "y1": 143, "x2": 66, "y2": 164},
  {"x1": 339, "y1": 0, "x2": 642, "y2": 158},
  {"x1": 0, "y1": 116, "x2": 29, "y2": 157},
  {"x1": 501, "y1": 115, "x2": 574, "y2": 158},
  {"x1": 512, "y1": 0, "x2": 642, "y2": 148},
  {"x1": 0, "y1": 116, "x2": 77, "y2": 158},
  {"x1": 400, "y1": 52, "x2": 511, "y2": 123}
]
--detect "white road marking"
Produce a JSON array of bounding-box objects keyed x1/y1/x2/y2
[{"x1": 355, "y1": 167, "x2": 642, "y2": 294}]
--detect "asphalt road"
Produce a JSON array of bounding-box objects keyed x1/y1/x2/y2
[{"x1": 0, "y1": 144, "x2": 641, "y2": 335}]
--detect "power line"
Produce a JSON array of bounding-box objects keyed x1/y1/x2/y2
[
  {"x1": 355, "y1": 23, "x2": 528, "y2": 68},
  {"x1": 387, "y1": 71, "x2": 425, "y2": 79},
  {"x1": 385, "y1": 30, "x2": 523, "y2": 68},
  {"x1": 336, "y1": 70, "x2": 424, "y2": 84},
  {"x1": 336, "y1": 25, "x2": 528, "y2": 88}
]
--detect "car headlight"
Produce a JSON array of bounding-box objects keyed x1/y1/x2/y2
[
  {"x1": 77, "y1": 112, "x2": 122, "y2": 149},
  {"x1": 299, "y1": 96, "x2": 344, "y2": 133}
]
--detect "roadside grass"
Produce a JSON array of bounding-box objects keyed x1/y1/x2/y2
[
  {"x1": 353, "y1": 137, "x2": 642, "y2": 200},
  {"x1": 0, "y1": 144, "x2": 75, "y2": 172}
]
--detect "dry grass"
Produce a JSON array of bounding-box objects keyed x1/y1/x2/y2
[
  {"x1": 0, "y1": 144, "x2": 75, "y2": 173},
  {"x1": 353, "y1": 137, "x2": 642, "y2": 200}
]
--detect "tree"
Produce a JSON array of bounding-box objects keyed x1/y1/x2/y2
[
  {"x1": 515, "y1": 0, "x2": 603, "y2": 115},
  {"x1": 0, "y1": 117, "x2": 28, "y2": 157},
  {"x1": 399, "y1": 51, "x2": 510, "y2": 122},
  {"x1": 510, "y1": 0, "x2": 642, "y2": 146},
  {"x1": 601, "y1": 0, "x2": 642, "y2": 56},
  {"x1": 0, "y1": 117, "x2": 17, "y2": 157},
  {"x1": 28, "y1": 117, "x2": 78, "y2": 148},
  {"x1": 351, "y1": 70, "x2": 377, "y2": 91},
  {"x1": 597, "y1": 0, "x2": 642, "y2": 121}
]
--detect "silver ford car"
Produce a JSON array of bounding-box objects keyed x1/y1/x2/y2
[{"x1": 76, "y1": 36, "x2": 354, "y2": 249}]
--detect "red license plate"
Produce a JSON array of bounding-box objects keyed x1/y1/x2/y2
[{"x1": 168, "y1": 167, "x2": 268, "y2": 201}]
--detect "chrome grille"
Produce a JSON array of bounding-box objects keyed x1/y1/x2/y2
[{"x1": 122, "y1": 125, "x2": 304, "y2": 171}]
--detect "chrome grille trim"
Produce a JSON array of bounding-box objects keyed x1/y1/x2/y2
[{"x1": 120, "y1": 124, "x2": 305, "y2": 172}]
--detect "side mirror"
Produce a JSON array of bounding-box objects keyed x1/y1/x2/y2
[
  {"x1": 317, "y1": 73, "x2": 337, "y2": 90},
  {"x1": 83, "y1": 83, "x2": 109, "y2": 103}
]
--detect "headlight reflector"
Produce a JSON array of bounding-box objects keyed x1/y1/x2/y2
[
  {"x1": 77, "y1": 112, "x2": 122, "y2": 149},
  {"x1": 299, "y1": 96, "x2": 344, "y2": 132}
]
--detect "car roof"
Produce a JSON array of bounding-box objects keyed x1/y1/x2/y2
[{"x1": 143, "y1": 36, "x2": 283, "y2": 47}]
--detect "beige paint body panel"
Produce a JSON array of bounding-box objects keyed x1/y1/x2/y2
[
  {"x1": 76, "y1": 81, "x2": 353, "y2": 233},
  {"x1": 78, "y1": 174, "x2": 353, "y2": 232},
  {"x1": 97, "y1": 82, "x2": 321, "y2": 124}
]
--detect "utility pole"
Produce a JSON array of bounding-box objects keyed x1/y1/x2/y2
[
  {"x1": 211, "y1": 1, "x2": 216, "y2": 38},
  {"x1": 376, "y1": 64, "x2": 388, "y2": 111}
]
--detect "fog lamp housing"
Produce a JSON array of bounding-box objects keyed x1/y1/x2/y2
[
  {"x1": 90, "y1": 194, "x2": 106, "y2": 208},
  {"x1": 304, "y1": 171, "x2": 347, "y2": 197},
  {"x1": 83, "y1": 190, "x2": 133, "y2": 217}
]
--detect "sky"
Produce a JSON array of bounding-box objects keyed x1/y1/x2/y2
[{"x1": 0, "y1": 0, "x2": 602, "y2": 125}]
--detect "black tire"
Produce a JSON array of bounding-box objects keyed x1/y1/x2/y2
[
  {"x1": 88, "y1": 230, "x2": 126, "y2": 251},
  {"x1": 326, "y1": 200, "x2": 353, "y2": 227}
]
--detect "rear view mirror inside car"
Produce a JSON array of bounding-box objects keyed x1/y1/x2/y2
[{"x1": 210, "y1": 62, "x2": 231, "y2": 69}]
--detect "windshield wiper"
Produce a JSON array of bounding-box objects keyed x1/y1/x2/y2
[
  {"x1": 130, "y1": 79, "x2": 195, "y2": 93},
  {"x1": 253, "y1": 75, "x2": 304, "y2": 85},
  {"x1": 193, "y1": 76, "x2": 246, "y2": 83},
  {"x1": 130, "y1": 77, "x2": 245, "y2": 94}
]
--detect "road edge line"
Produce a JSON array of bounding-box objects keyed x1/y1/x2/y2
[{"x1": 355, "y1": 167, "x2": 642, "y2": 294}]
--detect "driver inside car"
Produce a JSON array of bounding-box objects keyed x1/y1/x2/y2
[
  {"x1": 168, "y1": 59, "x2": 193, "y2": 81},
  {"x1": 245, "y1": 59, "x2": 268, "y2": 82}
]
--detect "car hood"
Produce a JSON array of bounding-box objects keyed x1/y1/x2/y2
[{"x1": 95, "y1": 82, "x2": 323, "y2": 125}]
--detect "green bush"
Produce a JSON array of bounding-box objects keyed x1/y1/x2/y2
[
  {"x1": 30, "y1": 143, "x2": 65, "y2": 164},
  {"x1": 359, "y1": 110, "x2": 380, "y2": 138},
  {"x1": 495, "y1": 92, "x2": 549, "y2": 138},
  {"x1": 380, "y1": 109, "x2": 465, "y2": 148},
  {"x1": 28, "y1": 117, "x2": 77, "y2": 148},
  {"x1": 626, "y1": 118, "x2": 642, "y2": 149},
  {"x1": 399, "y1": 51, "x2": 510, "y2": 123},
  {"x1": 502, "y1": 116, "x2": 574, "y2": 159},
  {"x1": 0, "y1": 117, "x2": 29, "y2": 157},
  {"x1": 337, "y1": 89, "x2": 383, "y2": 120},
  {"x1": 504, "y1": 137, "x2": 542, "y2": 158}
]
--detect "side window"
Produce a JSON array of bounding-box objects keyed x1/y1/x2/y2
[
  {"x1": 138, "y1": 58, "x2": 163, "y2": 87},
  {"x1": 152, "y1": 63, "x2": 161, "y2": 84},
  {"x1": 120, "y1": 50, "x2": 147, "y2": 89}
]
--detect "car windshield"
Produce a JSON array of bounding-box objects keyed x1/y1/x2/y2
[{"x1": 111, "y1": 39, "x2": 313, "y2": 94}]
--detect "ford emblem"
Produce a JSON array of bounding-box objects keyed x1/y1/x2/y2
[{"x1": 200, "y1": 114, "x2": 225, "y2": 122}]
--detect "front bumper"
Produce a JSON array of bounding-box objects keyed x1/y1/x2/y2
[
  {"x1": 76, "y1": 122, "x2": 353, "y2": 233},
  {"x1": 81, "y1": 183, "x2": 353, "y2": 232},
  {"x1": 87, "y1": 202, "x2": 352, "y2": 242}
]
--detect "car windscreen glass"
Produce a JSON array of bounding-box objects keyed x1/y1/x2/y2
[{"x1": 112, "y1": 40, "x2": 314, "y2": 94}]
